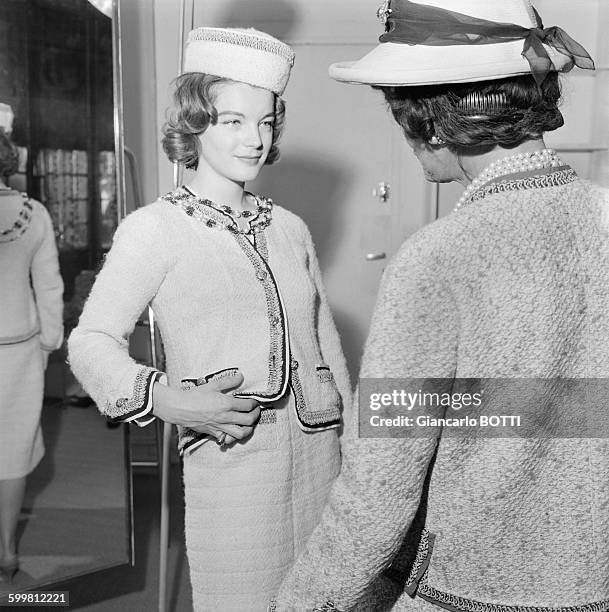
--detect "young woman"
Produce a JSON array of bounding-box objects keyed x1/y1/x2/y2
[
  {"x1": 68, "y1": 27, "x2": 350, "y2": 611},
  {"x1": 273, "y1": 1, "x2": 608, "y2": 610},
  {"x1": 0, "y1": 112, "x2": 63, "y2": 584}
]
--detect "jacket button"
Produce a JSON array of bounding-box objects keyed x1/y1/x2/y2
[
  {"x1": 291, "y1": 359, "x2": 299, "y2": 370},
  {"x1": 270, "y1": 315, "x2": 280, "y2": 326},
  {"x1": 256, "y1": 270, "x2": 267, "y2": 281}
]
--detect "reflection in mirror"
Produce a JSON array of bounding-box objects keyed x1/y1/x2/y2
[{"x1": 0, "y1": 0, "x2": 131, "y2": 595}]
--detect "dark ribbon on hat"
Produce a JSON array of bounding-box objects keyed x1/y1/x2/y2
[{"x1": 379, "y1": 0, "x2": 595, "y2": 85}]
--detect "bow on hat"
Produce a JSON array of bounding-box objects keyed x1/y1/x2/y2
[{"x1": 379, "y1": 0, "x2": 595, "y2": 85}]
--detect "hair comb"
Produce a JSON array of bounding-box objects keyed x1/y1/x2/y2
[{"x1": 456, "y1": 92, "x2": 510, "y2": 118}]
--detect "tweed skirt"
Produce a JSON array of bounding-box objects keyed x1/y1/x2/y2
[
  {"x1": 182, "y1": 394, "x2": 341, "y2": 612},
  {"x1": 0, "y1": 336, "x2": 45, "y2": 479}
]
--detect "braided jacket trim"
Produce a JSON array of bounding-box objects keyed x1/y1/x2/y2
[
  {"x1": 104, "y1": 367, "x2": 160, "y2": 422},
  {"x1": 233, "y1": 231, "x2": 289, "y2": 400},
  {"x1": 404, "y1": 528, "x2": 435, "y2": 596},
  {"x1": 418, "y1": 575, "x2": 609, "y2": 612},
  {"x1": 466, "y1": 168, "x2": 578, "y2": 208}
]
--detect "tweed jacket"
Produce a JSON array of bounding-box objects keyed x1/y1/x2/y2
[
  {"x1": 68, "y1": 188, "x2": 351, "y2": 454},
  {"x1": 274, "y1": 172, "x2": 609, "y2": 611},
  {"x1": 0, "y1": 195, "x2": 63, "y2": 351}
]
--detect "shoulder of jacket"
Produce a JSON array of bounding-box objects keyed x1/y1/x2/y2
[
  {"x1": 119, "y1": 198, "x2": 178, "y2": 230},
  {"x1": 25, "y1": 199, "x2": 54, "y2": 234},
  {"x1": 393, "y1": 215, "x2": 458, "y2": 268},
  {"x1": 28, "y1": 198, "x2": 50, "y2": 220},
  {"x1": 27, "y1": 197, "x2": 44, "y2": 210},
  {"x1": 111, "y1": 201, "x2": 179, "y2": 252},
  {"x1": 580, "y1": 179, "x2": 609, "y2": 205},
  {"x1": 271, "y1": 204, "x2": 311, "y2": 240}
]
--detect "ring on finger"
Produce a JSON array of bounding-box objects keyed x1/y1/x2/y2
[{"x1": 215, "y1": 432, "x2": 227, "y2": 446}]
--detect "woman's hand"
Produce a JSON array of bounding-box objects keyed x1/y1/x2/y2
[{"x1": 152, "y1": 372, "x2": 260, "y2": 443}]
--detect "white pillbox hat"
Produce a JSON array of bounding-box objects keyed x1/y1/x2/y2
[{"x1": 183, "y1": 27, "x2": 295, "y2": 96}]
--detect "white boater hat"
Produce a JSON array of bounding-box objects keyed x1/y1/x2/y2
[
  {"x1": 329, "y1": 0, "x2": 594, "y2": 86},
  {"x1": 184, "y1": 27, "x2": 295, "y2": 96}
]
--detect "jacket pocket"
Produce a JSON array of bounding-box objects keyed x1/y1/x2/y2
[
  {"x1": 289, "y1": 359, "x2": 342, "y2": 430},
  {"x1": 179, "y1": 368, "x2": 279, "y2": 455}
]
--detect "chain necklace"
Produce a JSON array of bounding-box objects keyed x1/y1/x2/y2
[{"x1": 454, "y1": 148, "x2": 563, "y2": 212}]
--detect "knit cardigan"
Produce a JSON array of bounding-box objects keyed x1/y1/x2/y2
[
  {"x1": 274, "y1": 173, "x2": 609, "y2": 611},
  {"x1": 68, "y1": 188, "x2": 351, "y2": 453}
]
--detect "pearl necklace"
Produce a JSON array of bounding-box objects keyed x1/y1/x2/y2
[{"x1": 454, "y1": 148, "x2": 563, "y2": 211}]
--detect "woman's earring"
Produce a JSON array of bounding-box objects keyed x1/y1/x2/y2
[{"x1": 430, "y1": 135, "x2": 446, "y2": 146}]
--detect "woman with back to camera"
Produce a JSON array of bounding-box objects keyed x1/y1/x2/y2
[
  {"x1": 273, "y1": 1, "x2": 609, "y2": 610},
  {"x1": 68, "y1": 27, "x2": 350, "y2": 611},
  {"x1": 0, "y1": 104, "x2": 63, "y2": 584}
]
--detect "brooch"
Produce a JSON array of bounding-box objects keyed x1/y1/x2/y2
[{"x1": 376, "y1": 0, "x2": 392, "y2": 25}]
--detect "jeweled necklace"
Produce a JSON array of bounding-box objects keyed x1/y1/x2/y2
[
  {"x1": 218, "y1": 203, "x2": 255, "y2": 219},
  {"x1": 454, "y1": 148, "x2": 563, "y2": 211},
  {"x1": 0, "y1": 195, "x2": 33, "y2": 243},
  {"x1": 182, "y1": 189, "x2": 273, "y2": 234}
]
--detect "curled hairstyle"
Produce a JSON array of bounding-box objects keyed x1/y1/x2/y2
[
  {"x1": 162, "y1": 73, "x2": 286, "y2": 170},
  {"x1": 0, "y1": 129, "x2": 19, "y2": 178},
  {"x1": 379, "y1": 73, "x2": 564, "y2": 149}
]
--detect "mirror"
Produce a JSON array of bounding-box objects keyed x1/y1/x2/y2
[{"x1": 0, "y1": 0, "x2": 132, "y2": 596}]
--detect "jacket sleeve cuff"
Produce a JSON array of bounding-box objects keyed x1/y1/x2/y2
[{"x1": 105, "y1": 368, "x2": 164, "y2": 425}]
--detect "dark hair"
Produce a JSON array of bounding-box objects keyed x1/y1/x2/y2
[
  {"x1": 0, "y1": 128, "x2": 19, "y2": 178},
  {"x1": 162, "y1": 73, "x2": 286, "y2": 170},
  {"x1": 378, "y1": 73, "x2": 564, "y2": 148}
]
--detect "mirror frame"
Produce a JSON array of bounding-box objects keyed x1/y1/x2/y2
[{"x1": 111, "y1": 0, "x2": 135, "y2": 568}]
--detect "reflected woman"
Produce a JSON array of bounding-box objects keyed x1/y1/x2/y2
[
  {"x1": 273, "y1": 1, "x2": 608, "y2": 610},
  {"x1": 68, "y1": 28, "x2": 350, "y2": 610},
  {"x1": 0, "y1": 105, "x2": 64, "y2": 584}
]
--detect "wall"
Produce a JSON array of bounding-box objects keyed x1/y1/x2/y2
[
  {"x1": 152, "y1": 0, "x2": 184, "y2": 195},
  {"x1": 120, "y1": 0, "x2": 158, "y2": 209}
]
